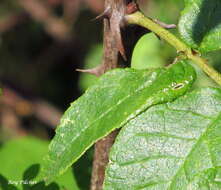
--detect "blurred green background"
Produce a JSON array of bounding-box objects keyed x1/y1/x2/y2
[{"x1": 0, "y1": 0, "x2": 220, "y2": 189}]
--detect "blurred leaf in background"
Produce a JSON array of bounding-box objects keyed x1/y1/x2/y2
[
  {"x1": 0, "y1": 137, "x2": 79, "y2": 190},
  {"x1": 132, "y1": 33, "x2": 166, "y2": 70}
]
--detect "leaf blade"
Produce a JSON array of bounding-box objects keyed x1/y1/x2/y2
[
  {"x1": 104, "y1": 88, "x2": 221, "y2": 190},
  {"x1": 42, "y1": 61, "x2": 196, "y2": 183}
]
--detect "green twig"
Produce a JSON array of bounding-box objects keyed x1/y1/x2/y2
[{"x1": 125, "y1": 11, "x2": 221, "y2": 86}]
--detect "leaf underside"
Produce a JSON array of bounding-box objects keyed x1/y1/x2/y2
[
  {"x1": 41, "y1": 61, "x2": 195, "y2": 183},
  {"x1": 179, "y1": 0, "x2": 221, "y2": 52},
  {"x1": 104, "y1": 88, "x2": 221, "y2": 190}
]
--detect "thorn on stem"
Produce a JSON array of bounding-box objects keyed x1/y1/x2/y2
[
  {"x1": 76, "y1": 64, "x2": 108, "y2": 77},
  {"x1": 91, "y1": 7, "x2": 111, "y2": 21},
  {"x1": 153, "y1": 19, "x2": 176, "y2": 29},
  {"x1": 76, "y1": 68, "x2": 100, "y2": 77}
]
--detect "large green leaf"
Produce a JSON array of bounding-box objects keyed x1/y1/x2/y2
[
  {"x1": 104, "y1": 88, "x2": 221, "y2": 190},
  {"x1": 179, "y1": 0, "x2": 221, "y2": 52},
  {"x1": 42, "y1": 61, "x2": 196, "y2": 183}
]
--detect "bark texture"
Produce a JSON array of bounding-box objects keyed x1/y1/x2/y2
[{"x1": 90, "y1": 130, "x2": 119, "y2": 190}]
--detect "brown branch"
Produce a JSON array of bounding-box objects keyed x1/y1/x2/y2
[
  {"x1": 90, "y1": 1, "x2": 149, "y2": 190},
  {"x1": 90, "y1": 0, "x2": 126, "y2": 189},
  {"x1": 78, "y1": 0, "x2": 127, "y2": 76},
  {"x1": 90, "y1": 130, "x2": 119, "y2": 190},
  {"x1": 78, "y1": 1, "x2": 148, "y2": 76}
]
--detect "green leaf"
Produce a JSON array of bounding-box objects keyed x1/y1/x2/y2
[
  {"x1": 104, "y1": 88, "x2": 221, "y2": 190},
  {"x1": 0, "y1": 137, "x2": 79, "y2": 190},
  {"x1": 42, "y1": 60, "x2": 196, "y2": 183},
  {"x1": 179, "y1": 0, "x2": 221, "y2": 52},
  {"x1": 131, "y1": 33, "x2": 166, "y2": 70}
]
